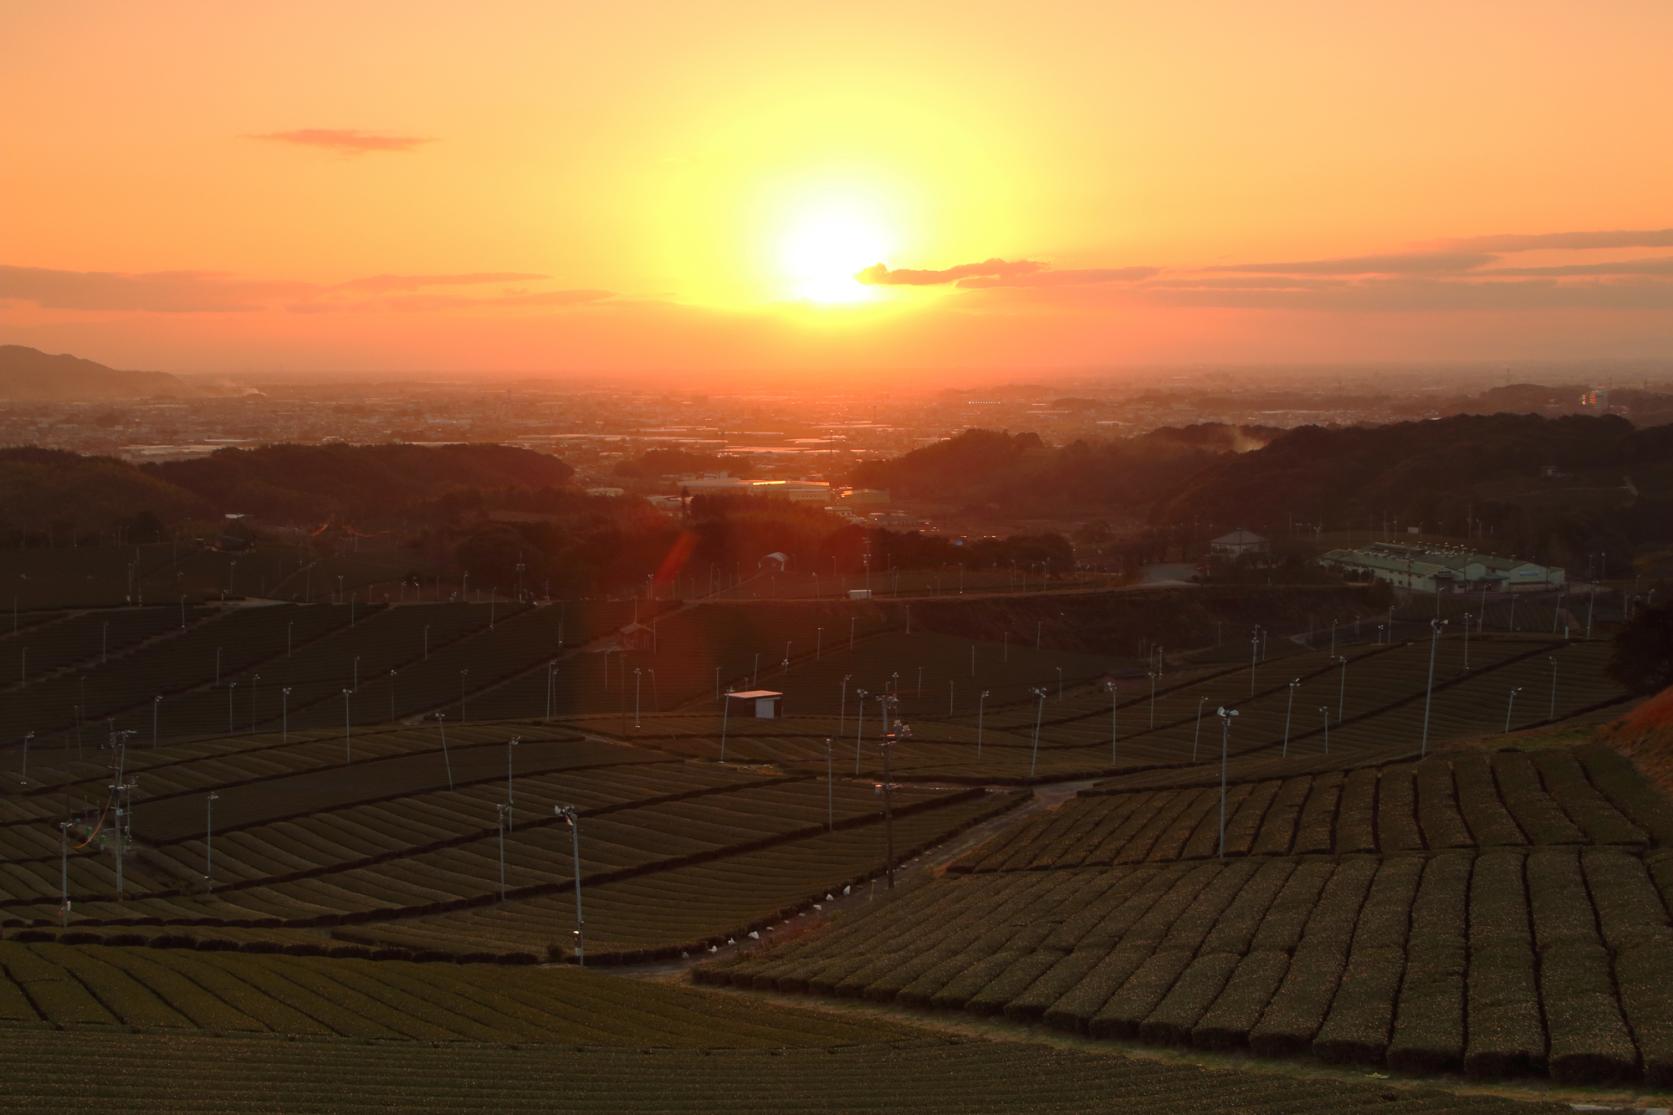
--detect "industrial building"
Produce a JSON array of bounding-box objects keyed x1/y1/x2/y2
[{"x1": 1320, "y1": 542, "x2": 1565, "y2": 594}]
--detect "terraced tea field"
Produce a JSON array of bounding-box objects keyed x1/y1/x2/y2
[
  {"x1": 0, "y1": 933, "x2": 1579, "y2": 1113},
  {"x1": 957, "y1": 745, "x2": 1671, "y2": 867},
  {"x1": 591, "y1": 633, "x2": 1626, "y2": 788},
  {"x1": 0, "y1": 940, "x2": 883, "y2": 1045},
  {"x1": 0, "y1": 1024, "x2": 1572, "y2": 1113},
  {"x1": 702, "y1": 740, "x2": 1673, "y2": 1087},
  {"x1": 0, "y1": 575, "x2": 1657, "y2": 1109},
  {"x1": 2, "y1": 714, "x2": 1018, "y2": 961}
]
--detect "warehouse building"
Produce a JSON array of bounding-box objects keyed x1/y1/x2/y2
[{"x1": 1320, "y1": 542, "x2": 1565, "y2": 594}]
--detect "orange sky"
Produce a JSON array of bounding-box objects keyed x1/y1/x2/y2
[{"x1": 4, "y1": 1, "x2": 1673, "y2": 379}]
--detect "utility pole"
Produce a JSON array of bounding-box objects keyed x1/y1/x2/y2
[
  {"x1": 554, "y1": 805, "x2": 584, "y2": 965},
  {"x1": 1193, "y1": 697, "x2": 1207, "y2": 761},
  {"x1": 496, "y1": 803, "x2": 510, "y2": 901},
  {"x1": 1029, "y1": 687, "x2": 1047, "y2": 778},
  {"x1": 717, "y1": 687, "x2": 735, "y2": 761},
  {"x1": 204, "y1": 792, "x2": 219, "y2": 890},
  {"x1": 506, "y1": 736, "x2": 521, "y2": 829},
  {"x1": 823, "y1": 739, "x2": 833, "y2": 831},
  {"x1": 1282, "y1": 679, "x2": 1299, "y2": 757},
  {"x1": 1420, "y1": 619, "x2": 1447, "y2": 756},
  {"x1": 878, "y1": 697, "x2": 910, "y2": 890},
  {"x1": 436, "y1": 713, "x2": 454, "y2": 789},
  {"x1": 59, "y1": 821, "x2": 71, "y2": 924},
  {"x1": 1104, "y1": 681, "x2": 1119, "y2": 764},
  {"x1": 853, "y1": 689, "x2": 867, "y2": 774},
  {"x1": 1216, "y1": 707, "x2": 1238, "y2": 857}
]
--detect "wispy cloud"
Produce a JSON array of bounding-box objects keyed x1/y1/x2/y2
[
  {"x1": 1147, "y1": 276, "x2": 1673, "y2": 312},
  {"x1": 0, "y1": 264, "x2": 609, "y2": 314},
  {"x1": 861, "y1": 225, "x2": 1673, "y2": 313},
  {"x1": 368, "y1": 289, "x2": 615, "y2": 312},
  {"x1": 855, "y1": 259, "x2": 1156, "y2": 288},
  {"x1": 1477, "y1": 256, "x2": 1673, "y2": 278},
  {"x1": 248, "y1": 128, "x2": 432, "y2": 154},
  {"x1": 856, "y1": 258, "x2": 1045, "y2": 286},
  {"x1": 959, "y1": 266, "x2": 1159, "y2": 289},
  {"x1": 1208, "y1": 251, "x2": 1494, "y2": 275},
  {"x1": 0, "y1": 265, "x2": 308, "y2": 312},
  {"x1": 335, "y1": 272, "x2": 549, "y2": 293},
  {"x1": 1445, "y1": 227, "x2": 1673, "y2": 253}
]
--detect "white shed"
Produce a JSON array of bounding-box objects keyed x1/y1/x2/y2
[{"x1": 725, "y1": 689, "x2": 784, "y2": 719}]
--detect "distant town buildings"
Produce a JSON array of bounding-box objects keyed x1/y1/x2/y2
[{"x1": 1320, "y1": 542, "x2": 1565, "y2": 593}]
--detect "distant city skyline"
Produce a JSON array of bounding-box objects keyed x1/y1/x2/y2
[{"x1": 5, "y1": 1, "x2": 1673, "y2": 377}]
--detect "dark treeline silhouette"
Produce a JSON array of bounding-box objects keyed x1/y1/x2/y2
[
  {"x1": 854, "y1": 415, "x2": 1673, "y2": 578},
  {"x1": 1610, "y1": 602, "x2": 1673, "y2": 693},
  {"x1": 441, "y1": 493, "x2": 1074, "y2": 599},
  {"x1": 0, "y1": 443, "x2": 573, "y2": 545},
  {"x1": 847, "y1": 425, "x2": 1279, "y2": 515},
  {"x1": 613, "y1": 448, "x2": 746, "y2": 479},
  {"x1": 149, "y1": 443, "x2": 575, "y2": 523},
  {"x1": 1159, "y1": 413, "x2": 1673, "y2": 576}
]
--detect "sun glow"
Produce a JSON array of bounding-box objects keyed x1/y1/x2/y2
[{"x1": 774, "y1": 203, "x2": 892, "y2": 304}]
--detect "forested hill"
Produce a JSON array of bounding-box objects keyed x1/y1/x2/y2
[
  {"x1": 146, "y1": 443, "x2": 574, "y2": 522},
  {"x1": 847, "y1": 425, "x2": 1279, "y2": 513},
  {"x1": 1153, "y1": 413, "x2": 1673, "y2": 531},
  {"x1": 0, "y1": 442, "x2": 574, "y2": 539},
  {"x1": 852, "y1": 415, "x2": 1673, "y2": 566},
  {"x1": 1144, "y1": 412, "x2": 1673, "y2": 575}
]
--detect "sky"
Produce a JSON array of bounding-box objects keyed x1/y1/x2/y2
[{"x1": 3, "y1": 0, "x2": 1673, "y2": 380}]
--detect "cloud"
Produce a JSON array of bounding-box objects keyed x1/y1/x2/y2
[
  {"x1": 855, "y1": 258, "x2": 1045, "y2": 285},
  {"x1": 958, "y1": 266, "x2": 1159, "y2": 289},
  {"x1": 335, "y1": 272, "x2": 549, "y2": 293},
  {"x1": 371, "y1": 289, "x2": 614, "y2": 312},
  {"x1": 1446, "y1": 228, "x2": 1673, "y2": 253},
  {"x1": 1146, "y1": 275, "x2": 1673, "y2": 312},
  {"x1": 0, "y1": 265, "x2": 308, "y2": 312},
  {"x1": 1477, "y1": 256, "x2": 1673, "y2": 278},
  {"x1": 1209, "y1": 251, "x2": 1494, "y2": 275},
  {"x1": 856, "y1": 258, "x2": 1157, "y2": 288},
  {"x1": 248, "y1": 128, "x2": 432, "y2": 154},
  {"x1": 0, "y1": 263, "x2": 609, "y2": 315}
]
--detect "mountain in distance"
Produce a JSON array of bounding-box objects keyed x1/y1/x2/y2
[{"x1": 0, "y1": 344, "x2": 194, "y2": 401}]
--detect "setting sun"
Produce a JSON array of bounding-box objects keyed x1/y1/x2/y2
[{"x1": 775, "y1": 204, "x2": 892, "y2": 304}]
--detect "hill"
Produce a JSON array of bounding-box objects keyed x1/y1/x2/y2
[
  {"x1": 847, "y1": 425, "x2": 1278, "y2": 516},
  {"x1": 0, "y1": 345, "x2": 190, "y2": 401},
  {"x1": 148, "y1": 442, "x2": 575, "y2": 523},
  {"x1": 0, "y1": 447, "x2": 208, "y2": 541},
  {"x1": 1155, "y1": 412, "x2": 1673, "y2": 567},
  {"x1": 0, "y1": 442, "x2": 578, "y2": 542}
]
